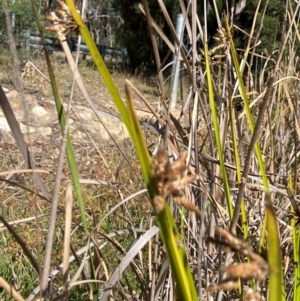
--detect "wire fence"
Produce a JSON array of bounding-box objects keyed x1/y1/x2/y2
[{"x1": 8, "y1": 31, "x2": 129, "y2": 64}]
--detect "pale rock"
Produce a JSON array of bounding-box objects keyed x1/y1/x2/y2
[
  {"x1": 32, "y1": 105, "x2": 48, "y2": 117},
  {"x1": 20, "y1": 123, "x2": 36, "y2": 134},
  {"x1": 25, "y1": 94, "x2": 39, "y2": 104},
  {"x1": 6, "y1": 90, "x2": 18, "y2": 98},
  {"x1": 36, "y1": 126, "x2": 52, "y2": 137},
  {"x1": 0, "y1": 131, "x2": 15, "y2": 144},
  {"x1": 0, "y1": 91, "x2": 130, "y2": 144},
  {"x1": 71, "y1": 130, "x2": 88, "y2": 141},
  {"x1": 170, "y1": 108, "x2": 181, "y2": 119},
  {"x1": 78, "y1": 111, "x2": 93, "y2": 120},
  {"x1": 0, "y1": 117, "x2": 11, "y2": 132}
]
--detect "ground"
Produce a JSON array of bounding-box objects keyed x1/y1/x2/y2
[{"x1": 0, "y1": 51, "x2": 161, "y2": 299}]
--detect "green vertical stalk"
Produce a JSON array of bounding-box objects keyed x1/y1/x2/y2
[
  {"x1": 289, "y1": 178, "x2": 300, "y2": 301},
  {"x1": 65, "y1": 1, "x2": 198, "y2": 300},
  {"x1": 204, "y1": 39, "x2": 233, "y2": 219},
  {"x1": 228, "y1": 97, "x2": 249, "y2": 240}
]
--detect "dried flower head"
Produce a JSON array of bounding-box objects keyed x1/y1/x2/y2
[
  {"x1": 45, "y1": 0, "x2": 80, "y2": 42},
  {"x1": 208, "y1": 227, "x2": 268, "y2": 293},
  {"x1": 244, "y1": 288, "x2": 261, "y2": 301},
  {"x1": 152, "y1": 149, "x2": 199, "y2": 214},
  {"x1": 199, "y1": 26, "x2": 232, "y2": 67}
]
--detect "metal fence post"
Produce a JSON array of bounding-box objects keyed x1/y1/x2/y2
[
  {"x1": 170, "y1": 13, "x2": 184, "y2": 108},
  {"x1": 24, "y1": 30, "x2": 30, "y2": 53}
]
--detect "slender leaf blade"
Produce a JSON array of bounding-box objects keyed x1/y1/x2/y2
[{"x1": 266, "y1": 200, "x2": 285, "y2": 301}]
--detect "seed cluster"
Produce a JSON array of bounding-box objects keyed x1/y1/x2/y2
[
  {"x1": 152, "y1": 150, "x2": 200, "y2": 214},
  {"x1": 208, "y1": 227, "x2": 268, "y2": 300},
  {"x1": 45, "y1": 0, "x2": 80, "y2": 42}
]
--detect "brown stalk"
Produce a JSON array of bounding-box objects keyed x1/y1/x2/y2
[
  {"x1": 62, "y1": 184, "x2": 73, "y2": 299},
  {"x1": 0, "y1": 277, "x2": 25, "y2": 301},
  {"x1": 230, "y1": 1, "x2": 300, "y2": 234}
]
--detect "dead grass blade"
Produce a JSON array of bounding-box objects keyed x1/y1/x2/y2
[
  {"x1": 123, "y1": 82, "x2": 179, "y2": 155},
  {"x1": 140, "y1": 0, "x2": 165, "y2": 98},
  {"x1": 33, "y1": 241, "x2": 92, "y2": 301},
  {"x1": 281, "y1": 80, "x2": 300, "y2": 138},
  {"x1": 0, "y1": 213, "x2": 62, "y2": 232},
  {"x1": 178, "y1": 0, "x2": 192, "y2": 43},
  {"x1": 156, "y1": 0, "x2": 192, "y2": 80},
  {"x1": 27, "y1": 229, "x2": 146, "y2": 301},
  {"x1": 0, "y1": 214, "x2": 40, "y2": 273},
  {"x1": 96, "y1": 189, "x2": 148, "y2": 227},
  {"x1": 99, "y1": 226, "x2": 159, "y2": 301},
  {"x1": 186, "y1": 91, "x2": 198, "y2": 163},
  {"x1": 0, "y1": 169, "x2": 48, "y2": 176},
  {"x1": 0, "y1": 84, "x2": 50, "y2": 200},
  {"x1": 0, "y1": 276, "x2": 25, "y2": 301},
  {"x1": 138, "y1": 2, "x2": 175, "y2": 53},
  {"x1": 0, "y1": 178, "x2": 62, "y2": 207},
  {"x1": 41, "y1": 95, "x2": 70, "y2": 295},
  {"x1": 78, "y1": 178, "x2": 120, "y2": 186},
  {"x1": 63, "y1": 279, "x2": 127, "y2": 298},
  {"x1": 125, "y1": 80, "x2": 165, "y2": 125},
  {"x1": 62, "y1": 184, "x2": 73, "y2": 298},
  {"x1": 152, "y1": 258, "x2": 170, "y2": 301},
  {"x1": 68, "y1": 239, "x2": 90, "y2": 286}
]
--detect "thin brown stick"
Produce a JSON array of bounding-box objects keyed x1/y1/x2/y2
[
  {"x1": 140, "y1": 0, "x2": 165, "y2": 99},
  {"x1": 0, "y1": 277, "x2": 25, "y2": 301}
]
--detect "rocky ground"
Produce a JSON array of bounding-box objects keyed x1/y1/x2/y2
[
  {"x1": 0, "y1": 88, "x2": 130, "y2": 144},
  {"x1": 0, "y1": 56, "x2": 163, "y2": 185},
  {"x1": 0, "y1": 57, "x2": 161, "y2": 146}
]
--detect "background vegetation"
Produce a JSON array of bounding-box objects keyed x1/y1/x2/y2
[
  {"x1": 0, "y1": 0, "x2": 292, "y2": 73},
  {"x1": 0, "y1": 0, "x2": 300, "y2": 300}
]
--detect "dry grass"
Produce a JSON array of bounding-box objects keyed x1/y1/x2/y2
[
  {"x1": 1, "y1": 0, "x2": 300, "y2": 300},
  {"x1": 0, "y1": 50, "x2": 156, "y2": 299}
]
